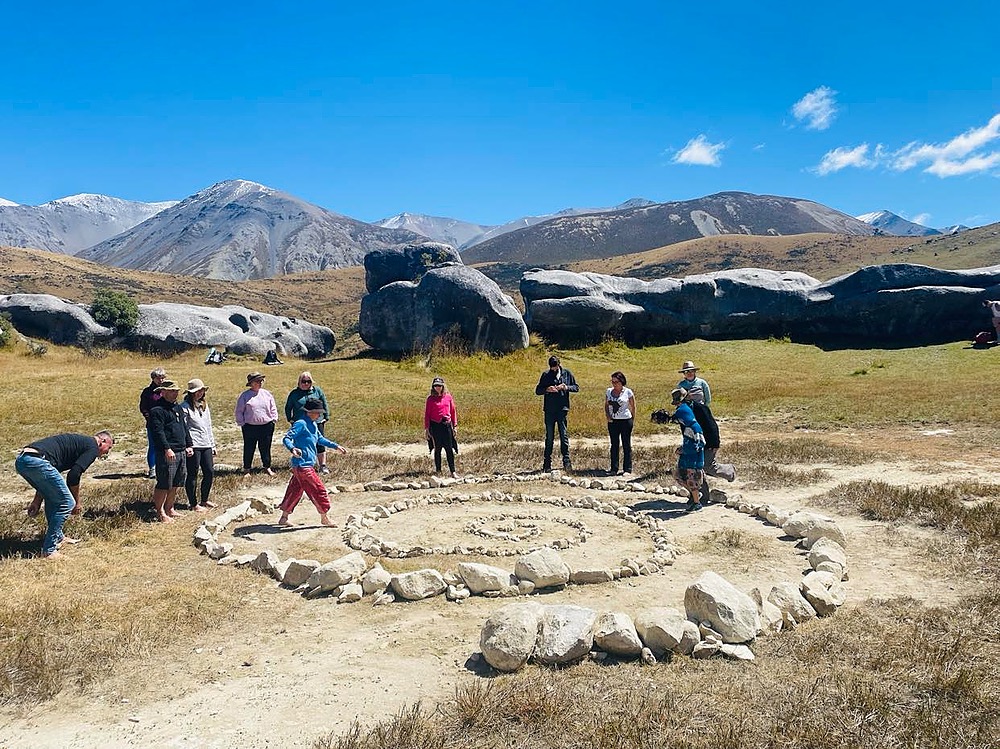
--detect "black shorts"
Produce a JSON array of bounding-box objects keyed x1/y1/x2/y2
[{"x1": 155, "y1": 451, "x2": 187, "y2": 490}]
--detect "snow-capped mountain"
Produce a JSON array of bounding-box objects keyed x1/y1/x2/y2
[
  {"x1": 856, "y1": 210, "x2": 940, "y2": 237},
  {"x1": 374, "y1": 213, "x2": 494, "y2": 250},
  {"x1": 941, "y1": 224, "x2": 971, "y2": 235},
  {"x1": 464, "y1": 197, "x2": 658, "y2": 250},
  {"x1": 0, "y1": 194, "x2": 177, "y2": 254},
  {"x1": 78, "y1": 179, "x2": 423, "y2": 281},
  {"x1": 0, "y1": 198, "x2": 18, "y2": 207},
  {"x1": 462, "y1": 192, "x2": 876, "y2": 265}
]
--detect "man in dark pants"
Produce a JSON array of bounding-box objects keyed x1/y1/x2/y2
[
  {"x1": 148, "y1": 380, "x2": 193, "y2": 523},
  {"x1": 535, "y1": 355, "x2": 579, "y2": 472},
  {"x1": 15, "y1": 431, "x2": 114, "y2": 558}
]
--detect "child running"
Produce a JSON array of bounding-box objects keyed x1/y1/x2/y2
[{"x1": 277, "y1": 397, "x2": 347, "y2": 527}]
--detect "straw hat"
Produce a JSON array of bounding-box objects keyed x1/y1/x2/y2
[
  {"x1": 678, "y1": 360, "x2": 698, "y2": 373},
  {"x1": 185, "y1": 378, "x2": 208, "y2": 394}
]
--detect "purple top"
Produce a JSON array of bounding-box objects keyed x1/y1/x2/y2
[{"x1": 235, "y1": 388, "x2": 278, "y2": 426}]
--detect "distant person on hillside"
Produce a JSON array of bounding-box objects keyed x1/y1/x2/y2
[
  {"x1": 535, "y1": 355, "x2": 579, "y2": 472},
  {"x1": 15, "y1": 431, "x2": 114, "y2": 558},
  {"x1": 984, "y1": 299, "x2": 1000, "y2": 340},
  {"x1": 670, "y1": 388, "x2": 705, "y2": 512},
  {"x1": 278, "y1": 397, "x2": 347, "y2": 527},
  {"x1": 605, "y1": 371, "x2": 636, "y2": 476},
  {"x1": 139, "y1": 367, "x2": 168, "y2": 479},
  {"x1": 235, "y1": 372, "x2": 278, "y2": 476},
  {"x1": 205, "y1": 348, "x2": 225, "y2": 365},
  {"x1": 424, "y1": 376, "x2": 458, "y2": 478},
  {"x1": 285, "y1": 371, "x2": 332, "y2": 474},
  {"x1": 149, "y1": 380, "x2": 193, "y2": 523},
  {"x1": 263, "y1": 347, "x2": 283, "y2": 365},
  {"x1": 677, "y1": 360, "x2": 735, "y2": 496},
  {"x1": 181, "y1": 378, "x2": 217, "y2": 513}
]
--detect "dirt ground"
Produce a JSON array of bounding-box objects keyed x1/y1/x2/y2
[{"x1": 1, "y1": 429, "x2": 996, "y2": 749}]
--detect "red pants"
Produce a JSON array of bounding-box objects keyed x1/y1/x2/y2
[{"x1": 279, "y1": 466, "x2": 331, "y2": 514}]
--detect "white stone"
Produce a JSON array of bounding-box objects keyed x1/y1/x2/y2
[
  {"x1": 480, "y1": 602, "x2": 543, "y2": 672},
  {"x1": 282, "y1": 559, "x2": 321, "y2": 588},
  {"x1": 800, "y1": 572, "x2": 847, "y2": 616},
  {"x1": 359, "y1": 565, "x2": 392, "y2": 595},
  {"x1": 535, "y1": 605, "x2": 599, "y2": 666},
  {"x1": 593, "y1": 611, "x2": 643, "y2": 657},
  {"x1": 692, "y1": 640, "x2": 721, "y2": 659},
  {"x1": 306, "y1": 551, "x2": 368, "y2": 594},
  {"x1": 514, "y1": 548, "x2": 570, "y2": 588},
  {"x1": 457, "y1": 562, "x2": 517, "y2": 594},
  {"x1": 808, "y1": 538, "x2": 849, "y2": 572},
  {"x1": 204, "y1": 541, "x2": 232, "y2": 560},
  {"x1": 569, "y1": 568, "x2": 614, "y2": 585},
  {"x1": 782, "y1": 510, "x2": 835, "y2": 540},
  {"x1": 634, "y1": 607, "x2": 700, "y2": 657},
  {"x1": 391, "y1": 569, "x2": 447, "y2": 600},
  {"x1": 720, "y1": 643, "x2": 755, "y2": 660},
  {"x1": 193, "y1": 525, "x2": 215, "y2": 549},
  {"x1": 337, "y1": 583, "x2": 364, "y2": 603},
  {"x1": 684, "y1": 571, "x2": 761, "y2": 644},
  {"x1": 768, "y1": 582, "x2": 818, "y2": 625},
  {"x1": 446, "y1": 584, "x2": 471, "y2": 601},
  {"x1": 249, "y1": 550, "x2": 281, "y2": 578},
  {"x1": 749, "y1": 587, "x2": 783, "y2": 636}
]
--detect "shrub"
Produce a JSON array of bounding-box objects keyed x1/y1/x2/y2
[
  {"x1": 90, "y1": 289, "x2": 139, "y2": 336},
  {"x1": 0, "y1": 313, "x2": 13, "y2": 349}
]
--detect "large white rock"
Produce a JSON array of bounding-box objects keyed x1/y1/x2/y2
[
  {"x1": 359, "y1": 564, "x2": 392, "y2": 595},
  {"x1": 808, "y1": 538, "x2": 849, "y2": 574},
  {"x1": 782, "y1": 511, "x2": 838, "y2": 541},
  {"x1": 480, "y1": 602, "x2": 543, "y2": 672},
  {"x1": 684, "y1": 571, "x2": 761, "y2": 644},
  {"x1": 391, "y1": 569, "x2": 447, "y2": 600},
  {"x1": 634, "y1": 607, "x2": 700, "y2": 656},
  {"x1": 457, "y1": 562, "x2": 517, "y2": 594},
  {"x1": 306, "y1": 551, "x2": 368, "y2": 594},
  {"x1": 282, "y1": 559, "x2": 321, "y2": 588},
  {"x1": 749, "y1": 587, "x2": 784, "y2": 636},
  {"x1": 768, "y1": 582, "x2": 818, "y2": 625},
  {"x1": 514, "y1": 548, "x2": 570, "y2": 588},
  {"x1": 535, "y1": 605, "x2": 599, "y2": 665},
  {"x1": 593, "y1": 611, "x2": 643, "y2": 657},
  {"x1": 569, "y1": 568, "x2": 615, "y2": 585},
  {"x1": 337, "y1": 583, "x2": 364, "y2": 604}
]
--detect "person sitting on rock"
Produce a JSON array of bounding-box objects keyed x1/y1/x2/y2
[
  {"x1": 671, "y1": 388, "x2": 706, "y2": 512},
  {"x1": 278, "y1": 397, "x2": 347, "y2": 527}
]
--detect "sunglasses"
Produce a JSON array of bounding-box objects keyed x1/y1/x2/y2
[{"x1": 300, "y1": 380, "x2": 312, "y2": 384}]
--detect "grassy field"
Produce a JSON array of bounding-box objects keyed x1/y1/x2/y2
[{"x1": 1, "y1": 331, "x2": 999, "y2": 747}]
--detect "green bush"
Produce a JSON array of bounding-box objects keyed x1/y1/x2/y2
[
  {"x1": 0, "y1": 313, "x2": 13, "y2": 349},
  {"x1": 90, "y1": 290, "x2": 139, "y2": 336}
]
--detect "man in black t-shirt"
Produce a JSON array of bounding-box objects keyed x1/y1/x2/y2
[{"x1": 15, "y1": 431, "x2": 114, "y2": 559}]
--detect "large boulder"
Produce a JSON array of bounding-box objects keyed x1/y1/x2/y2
[
  {"x1": 480, "y1": 602, "x2": 543, "y2": 672},
  {"x1": 593, "y1": 611, "x2": 643, "y2": 657},
  {"x1": 0, "y1": 293, "x2": 113, "y2": 344},
  {"x1": 457, "y1": 562, "x2": 517, "y2": 595},
  {"x1": 519, "y1": 264, "x2": 1000, "y2": 347},
  {"x1": 391, "y1": 569, "x2": 447, "y2": 600},
  {"x1": 684, "y1": 571, "x2": 761, "y2": 644},
  {"x1": 364, "y1": 241, "x2": 463, "y2": 294},
  {"x1": 360, "y1": 264, "x2": 528, "y2": 354},
  {"x1": 305, "y1": 551, "x2": 368, "y2": 594},
  {"x1": 134, "y1": 302, "x2": 335, "y2": 357},
  {"x1": 634, "y1": 607, "x2": 700, "y2": 657},
  {"x1": 534, "y1": 605, "x2": 598, "y2": 665}
]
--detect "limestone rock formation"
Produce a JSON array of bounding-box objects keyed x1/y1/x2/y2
[{"x1": 0, "y1": 293, "x2": 112, "y2": 344}]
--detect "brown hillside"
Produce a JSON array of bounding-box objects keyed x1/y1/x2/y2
[{"x1": 0, "y1": 246, "x2": 366, "y2": 334}]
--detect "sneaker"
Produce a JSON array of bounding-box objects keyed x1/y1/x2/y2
[
  {"x1": 686, "y1": 502, "x2": 704, "y2": 512},
  {"x1": 147, "y1": 467, "x2": 156, "y2": 479},
  {"x1": 319, "y1": 465, "x2": 331, "y2": 475}
]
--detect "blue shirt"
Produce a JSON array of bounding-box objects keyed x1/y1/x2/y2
[
  {"x1": 674, "y1": 402, "x2": 705, "y2": 469},
  {"x1": 282, "y1": 418, "x2": 338, "y2": 468}
]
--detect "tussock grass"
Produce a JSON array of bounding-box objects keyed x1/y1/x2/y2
[
  {"x1": 687, "y1": 528, "x2": 772, "y2": 563},
  {"x1": 317, "y1": 594, "x2": 1000, "y2": 749}
]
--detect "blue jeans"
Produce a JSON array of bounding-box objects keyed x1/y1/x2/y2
[
  {"x1": 15, "y1": 454, "x2": 75, "y2": 556},
  {"x1": 543, "y1": 411, "x2": 570, "y2": 468}
]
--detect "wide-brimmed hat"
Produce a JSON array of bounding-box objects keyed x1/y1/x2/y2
[
  {"x1": 670, "y1": 387, "x2": 688, "y2": 404},
  {"x1": 303, "y1": 397, "x2": 325, "y2": 412},
  {"x1": 678, "y1": 360, "x2": 698, "y2": 373},
  {"x1": 246, "y1": 372, "x2": 265, "y2": 385},
  {"x1": 186, "y1": 378, "x2": 208, "y2": 394},
  {"x1": 155, "y1": 380, "x2": 181, "y2": 393}
]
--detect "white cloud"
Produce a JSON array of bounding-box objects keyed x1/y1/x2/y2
[
  {"x1": 890, "y1": 113, "x2": 1000, "y2": 177},
  {"x1": 791, "y1": 86, "x2": 839, "y2": 131},
  {"x1": 910, "y1": 212, "x2": 932, "y2": 226},
  {"x1": 671, "y1": 134, "x2": 726, "y2": 166},
  {"x1": 815, "y1": 143, "x2": 872, "y2": 175}
]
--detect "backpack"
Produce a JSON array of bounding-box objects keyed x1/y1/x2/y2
[{"x1": 973, "y1": 331, "x2": 994, "y2": 346}]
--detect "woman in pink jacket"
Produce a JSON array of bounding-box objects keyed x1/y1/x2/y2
[
  {"x1": 424, "y1": 376, "x2": 458, "y2": 478},
  {"x1": 235, "y1": 372, "x2": 279, "y2": 476}
]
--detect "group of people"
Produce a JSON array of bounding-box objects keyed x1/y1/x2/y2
[{"x1": 15, "y1": 354, "x2": 735, "y2": 558}]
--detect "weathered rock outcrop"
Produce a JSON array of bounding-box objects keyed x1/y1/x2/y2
[
  {"x1": 520, "y1": 264, "x2": 1000, "y2": 346},
  {"x1": 360, "y1": 243, "x2": 528, "y2": 354},
  {"x1": 0, "y1": 294, "x2": 335, "y2": 357}
]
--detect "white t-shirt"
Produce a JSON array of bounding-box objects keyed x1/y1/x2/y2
[{"x1": 605, "y1": 387, "x2": 634, "y2": 420}]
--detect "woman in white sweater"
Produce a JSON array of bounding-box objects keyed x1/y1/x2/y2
[{"x1": 181, "y1": 378, "x2": 217, "y2": 512}]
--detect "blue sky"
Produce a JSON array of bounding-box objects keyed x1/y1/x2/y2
[{"x1": 1, "y1": 1, "x2": 997, "y2": 229}]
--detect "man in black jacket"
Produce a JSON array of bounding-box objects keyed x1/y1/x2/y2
[
  {"x1": 15, "y1": 431, "x2": 114, "y2": 558},
  {"x1": 535, "y1": 355, "x2": 579, "y2": 472},
  {"x1": 148, "y1": 380, "x2": 193, "y2": 523}
]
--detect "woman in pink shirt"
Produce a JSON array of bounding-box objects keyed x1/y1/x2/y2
[
  {"x1": 424, "y1": 376, "x2": 458, "y2": 478},
  {"x1": 235, "y1": 372, "x2": 279, "y2": 476}
]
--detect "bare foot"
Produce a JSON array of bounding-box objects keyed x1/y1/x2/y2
[
  {"x1": 320, "y1": 515, "x2": 337, "y2": 527},
  {"x1": 265, "y1": 468, "x2": 276, "y2": 477},
  {"x1": 165, "y1": 510, "x2": 180, "y2": 518},
  {"x1": 277, "y1": 515, "x2": 292, "y2": 527},
  {"x1": 202, "y1": 501, "x2": 217, "y2": 509},
  {"x1": 158, "y1": 514, "x2": 174, "y2": 524},
  {"x1": 193, "y1": 505, "x2": 207, "y2": 513},
  {"x1": 42, "y1": 550, "x2": 63, "y2": 560},
  {"x1": 27, "y1": 502, "x2": 41, "y2": 518},
  {"x1": 57, "y1": 537, "x2": 81, "y2": 548}
]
